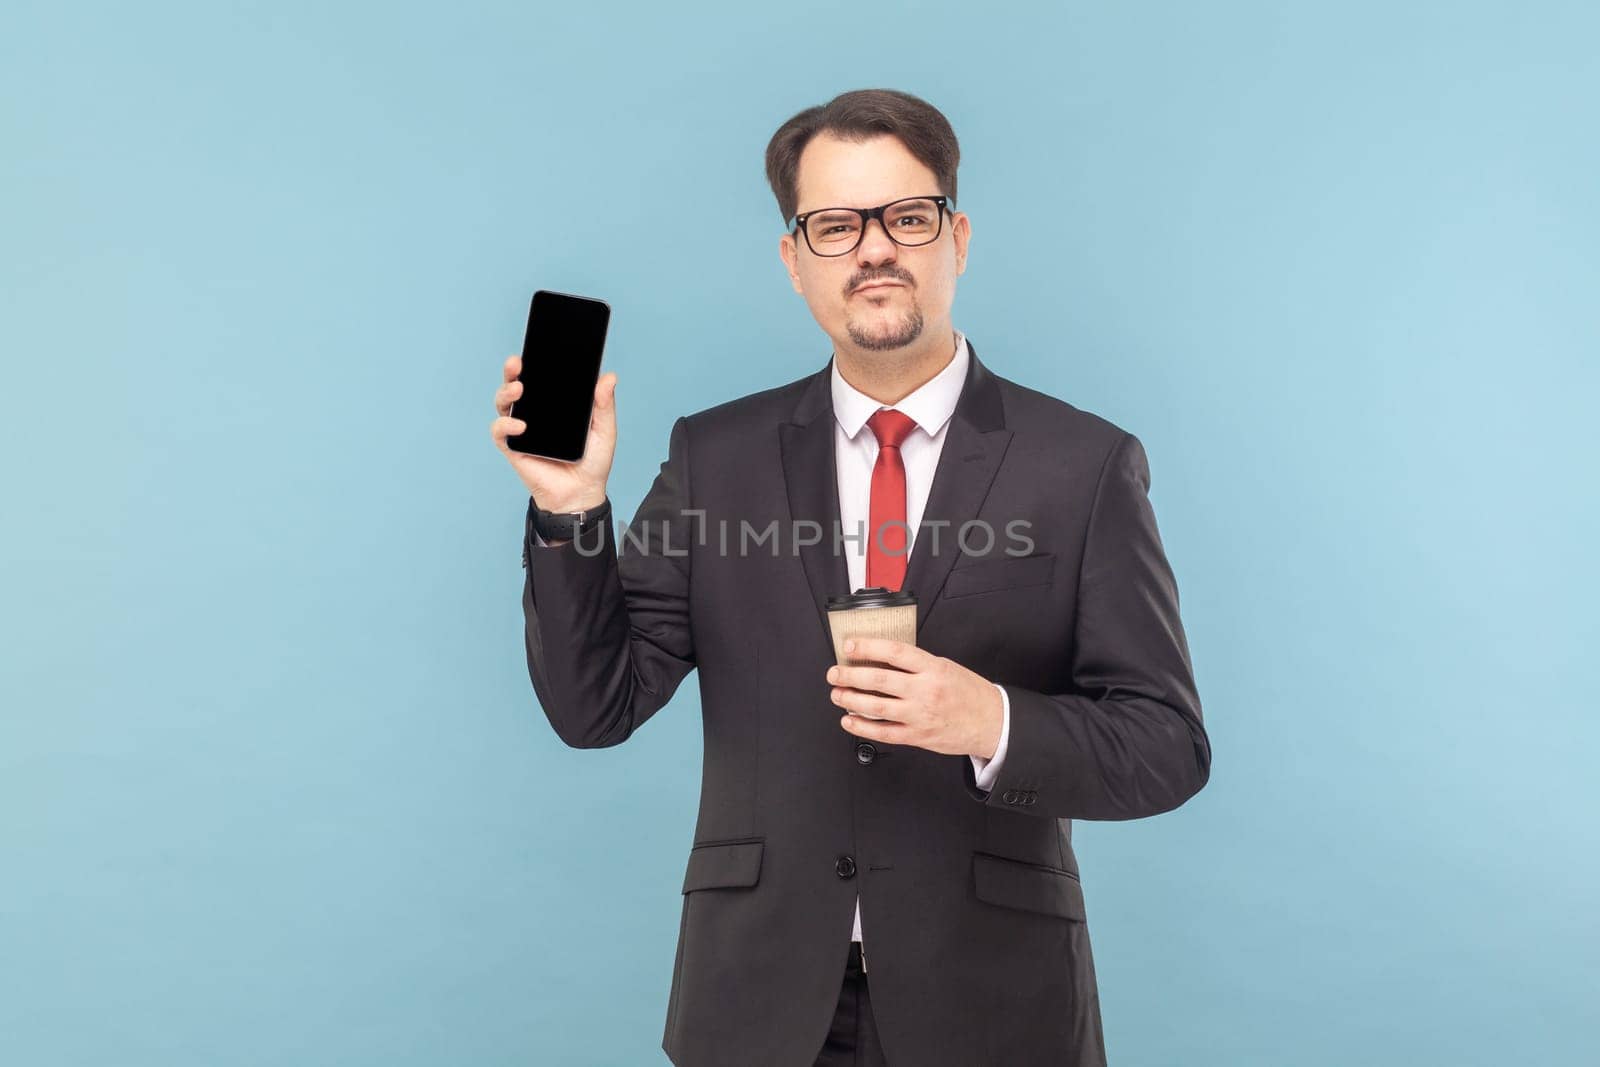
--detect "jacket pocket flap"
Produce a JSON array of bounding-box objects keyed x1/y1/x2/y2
[
  {"x1": 944, "y1": 552, "x2": 1056, "y2": 599},
  {"x1": 682, "y1": 838, "x2": 765, "y2": 893},
  {"x1": 972, "y1": 851, "x2": 1086, "y2": 920}
]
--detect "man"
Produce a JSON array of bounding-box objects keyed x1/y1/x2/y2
[{"x1": 490, "y1": 88, "x2": 1211, "y2": 1066}]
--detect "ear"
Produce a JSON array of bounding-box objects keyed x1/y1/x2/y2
[
  {"x1": 952, "y1": 211, "x2": 971, "y2": 274},
  {"x1": 779, "y1": 233, "x2": 802, "y2": 293}
]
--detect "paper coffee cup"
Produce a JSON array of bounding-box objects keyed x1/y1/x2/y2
[{"x1": 825, "y1": 586, "x2": 918, "y2": 678}]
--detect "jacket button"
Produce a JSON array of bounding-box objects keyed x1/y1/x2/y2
[
  {"x1": 1002, "y1": 789, "x2": 1020, "y2": 804},
  {"x1": 1024, "y1": 792, "x2": 1037, "y2": 805},
  {"x1": 855, "y1": 742, "x2": 877, "y2": 765},
  {"x1": 835, "y1": 855, "x2": 857, "y2": 879}
]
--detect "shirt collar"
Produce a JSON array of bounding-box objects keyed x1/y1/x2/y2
[{"x1": 830, "y1": 329, "x2": 969, "y2": 441}]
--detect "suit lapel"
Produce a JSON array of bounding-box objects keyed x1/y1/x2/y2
[
  {"x1": 901, "y1": 346, "x2": 1012, "y2": 632},
  {"x1": 779, "y1": 382, "x2": 850, "y2": 649},
  {"x1": 779, "y1": 339, "x2": 1013, "y2": 646}
]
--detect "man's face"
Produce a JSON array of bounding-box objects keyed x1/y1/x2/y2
[{"x1": 779, "y1": 133, "x2": 970, "y2": 355}]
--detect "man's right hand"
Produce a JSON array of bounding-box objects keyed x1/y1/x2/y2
[{"x1": 490, "y1": 355, "x2": 617, "y2": 515}]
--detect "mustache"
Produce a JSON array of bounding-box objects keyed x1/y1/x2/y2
[{"x1": 849, "y1": 274, "x2": 911, "y2": 293}]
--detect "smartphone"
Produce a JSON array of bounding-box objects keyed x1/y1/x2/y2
[{"x1": 507, "y1": 289, "x2": 611, "y2": 461}]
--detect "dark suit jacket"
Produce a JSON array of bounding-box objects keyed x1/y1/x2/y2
[{"x1": 521, "y1": 340, "x2": 1211, "y2": 1066}]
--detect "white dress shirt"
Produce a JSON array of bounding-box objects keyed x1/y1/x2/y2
[{"x1": 830, "y1": 328, "x2": 1012, "y2": 945}]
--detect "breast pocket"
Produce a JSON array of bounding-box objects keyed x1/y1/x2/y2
[{"x1": 942, "y1": 551, "x2": 1056, "y2": 600}]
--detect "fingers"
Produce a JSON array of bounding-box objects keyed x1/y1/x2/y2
[
  {"x1": 496, "y1": 378, "x2": 524, "y2": 417},
  {"x1": 831, "y1": 678, "x2": 908, "y2": 721},
  {"x1": 841, "y1": 637, "x2": 929, "y2": 672},
  {"x1": 827, "y1": 662, "x2": 912, "y2": 697},
  {"x1": 489, "y1": 413, "x2": 528, "y2": 445},
  {"x1": 838, "y1": 710, "x2": 915, "y2": 742},
  {"x1": 503, "y1": 353, "x2": 521, "y2": 382},
  {"x1": 591, "y1": 371, "x2": 617, "y2": 426}
]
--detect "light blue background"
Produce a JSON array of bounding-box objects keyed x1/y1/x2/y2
[{"x1": 4, "y1": 1, "x2": 1596, "y2": 1064}]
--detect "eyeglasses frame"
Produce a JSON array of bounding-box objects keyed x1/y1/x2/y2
[{"x1": 789, "y1": 194, "x2": 951, "y2": 257}]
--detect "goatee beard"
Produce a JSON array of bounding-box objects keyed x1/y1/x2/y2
[{"x1": 846, "y1": 306, "x2": 925, "y2": 351}]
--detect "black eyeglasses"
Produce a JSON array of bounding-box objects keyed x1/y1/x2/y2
[{"x1": 790, "y1": 195, "x2": 950, "y2": 257}]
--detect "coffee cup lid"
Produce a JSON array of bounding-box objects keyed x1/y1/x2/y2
[{"x1": 826, "y1": 586, "x2": 917, "y2": 610}]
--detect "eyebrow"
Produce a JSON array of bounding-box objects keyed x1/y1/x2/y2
[{"x1": 804, "y1": 198, "x2": 932, "y2": 215}]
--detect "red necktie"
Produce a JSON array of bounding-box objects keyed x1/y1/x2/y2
[{"x1": 865, "y1": 408, "x2": 919, "y2": 591}]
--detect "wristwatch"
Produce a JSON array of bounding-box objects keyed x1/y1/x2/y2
[{"x1": 527, "y1": 494, "x2": 612, "y2": 546}]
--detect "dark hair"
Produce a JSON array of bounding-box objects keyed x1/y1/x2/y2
[{"x1": 764, "y1": 88, "x2": 960, "y2": 226}]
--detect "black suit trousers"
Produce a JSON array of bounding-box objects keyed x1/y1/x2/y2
[{"x1": 812, "y1": 942, "x2": 887, "y2": 1067}]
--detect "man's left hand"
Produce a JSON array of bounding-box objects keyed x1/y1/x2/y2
[{"x1": 826, "y1": 637, "x2": 1004, "y2": 760}]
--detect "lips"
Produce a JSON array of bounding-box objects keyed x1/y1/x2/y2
[{"x1": 855, "y1": 282, "x2": 902, "y2": 294}]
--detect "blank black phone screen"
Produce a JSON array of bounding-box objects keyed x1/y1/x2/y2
[{"x1": 507, "y1": 289, "x2": 610, "y2": 461}]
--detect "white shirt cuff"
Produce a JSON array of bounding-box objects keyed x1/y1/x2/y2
[{"x1": 969, "y1": 683, "x2": 1011, "y2": 793}]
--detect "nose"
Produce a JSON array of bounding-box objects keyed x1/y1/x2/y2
[{"x1": 855, "y1": 215, "x2": 898, "y2": 265}]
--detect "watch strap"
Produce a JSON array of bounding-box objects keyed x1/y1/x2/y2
[{"x1": 526, "y1": 495, "x2": 611, "y2": 553}]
